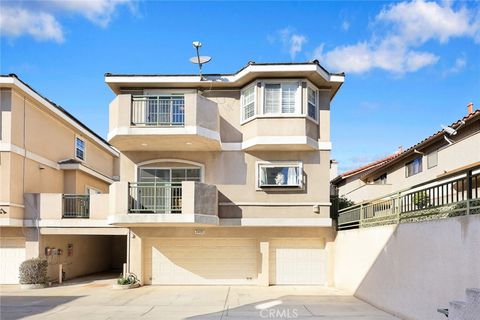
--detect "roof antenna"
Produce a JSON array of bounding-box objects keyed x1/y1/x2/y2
[{"x1": 190, "y1": 41, "x2": 212, "y2": 81}]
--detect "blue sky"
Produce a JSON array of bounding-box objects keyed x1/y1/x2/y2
[{"x1": 1, "y1": 0, "x2": 479, "y2": 172}]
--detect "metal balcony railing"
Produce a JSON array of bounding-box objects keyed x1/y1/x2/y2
[
  {"x1": 62, "y1": 194, "x2": 90, "y2": 218},
  {"x1": 128, "y1": 182, "x2": 182, "y2": 214},
  {"x1": 337, "y1": 169, "x2": 480, "y2": 230},
  {"x1": 131, "y1": 95, "x2": 185, "y2": 126}
]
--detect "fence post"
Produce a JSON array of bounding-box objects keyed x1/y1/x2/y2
[
  {"x1": 396, "y1": 192, "x2": 401, "y2": 223},
  {"x1": 466, "y1": 170, "x2": 472, "y2": 215},
  {"x1": 359, "y1": 204, "x2": 364, "y2": 228},
  {"x1": 59, "y1": 264, "x2": 63, "y2": 284}
]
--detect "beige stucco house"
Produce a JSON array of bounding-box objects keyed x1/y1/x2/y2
[
  {"x1": 0, "y1": 74, "x2": 125, "y2": 284},
  {"x1": 106, "y1": 61, "x2": 345, "y2": 286},
  {"x1": 332, "y1": 105, "x2": 480, "y2": 205}
]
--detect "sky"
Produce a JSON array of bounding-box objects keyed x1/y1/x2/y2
[{"x1": 1, "y1": 0, "x2": 479, "y2": 172}]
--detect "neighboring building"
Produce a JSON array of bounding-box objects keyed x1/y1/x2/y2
[
  {"x1": 105, "y1": 61, "x2": 344, "y2": 285},
  {"x1": 331, "y1": 153, "x2": 399, "y2": 203},
  {"x1": 0, "y1": 75, "x2": 124, "y2": 284},
  {"x1": 332, "y1": 105, "x2": 480, "y2": 205}
]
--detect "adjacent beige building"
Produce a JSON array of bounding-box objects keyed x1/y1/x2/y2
[
  {"x1": 105, "y1": 61, "x2": 344, "y2": 285},
  {"x1": 332, "y1": 106, "x2": 480, "y2": 205},
  {"x1": 0, "y1": 74, "x2": 125, "y2": 284}
]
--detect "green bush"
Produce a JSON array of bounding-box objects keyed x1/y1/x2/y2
[{"x1": 19, "y1": 258, "x2": 48, "y2": 285}]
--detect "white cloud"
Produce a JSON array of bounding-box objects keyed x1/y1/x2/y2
[
  {"x1": 0, "y1": 0, "x2": 134, "y2": 42},
  {"x1": 0, "y1": 6, "x2": 64, "y2": 42},
  {"x1": 341, "y1": 20, "x2": 350, "y2": 32},
  {"x1": 276, "y1": 27, "x2": 307, "y2": 60},
  {"x1": 313, "y1": 0, "x2": 480, "y2": 74},
  {"x1": 444, "y1": 55, "x2": 467, "y2": 75},
  {"x1": 47, "y1": 0, "x2": 135, "y2": 27}
]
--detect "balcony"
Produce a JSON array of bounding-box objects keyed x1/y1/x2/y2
[
  {"x1": 108, "y1": 181, "x2": 219, "y2": 225},
  {"x1": 337, "y1": 168, "x2": 480, "y2": 230},
  {"x1": 108, "y1": 93, "x2": 220, "y2": 151},
  {"x1": 241, "y1": 116, "x2": 326, "y2": 151},
  {"x1": 24, "y1": 193, "x2": 110, "y2": 227}
]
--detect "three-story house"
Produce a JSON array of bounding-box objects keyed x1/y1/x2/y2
[{"x1": 105, "y1": 61, "x2": 344, "y2": 286}]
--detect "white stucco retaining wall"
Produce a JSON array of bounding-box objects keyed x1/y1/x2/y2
[{"x1": 334, "y1": 215, "x2": 480, "y2": 320}]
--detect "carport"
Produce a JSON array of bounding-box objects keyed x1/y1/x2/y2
[{"x1": 40, "y1": 227, "x2": 128, "y2": 282}]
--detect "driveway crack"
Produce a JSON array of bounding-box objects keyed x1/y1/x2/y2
[
  {"x1": 220, "y1": 286, "x2": 231, "y2": 320},
  {"x1": 141, "y1": 306, "x2": 155, "y2": 317}
]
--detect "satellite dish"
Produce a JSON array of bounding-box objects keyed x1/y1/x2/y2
[
  {"x1": 189, "y1": 41, "x2": 212, "y2": 80},
  {"x1": 189, "y1": 56, "x2": 212, "y2": 64}
]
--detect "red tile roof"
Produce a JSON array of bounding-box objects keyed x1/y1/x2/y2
[{"x1": 362, "y1": 109, "x2": 480, "y2": 179}]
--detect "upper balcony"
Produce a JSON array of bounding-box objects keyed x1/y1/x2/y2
[
  {"x1": 108, "y1": 93, "x2": 220, "y2": 151},
  {"x1": 108, "y1": 181, "x2": 219, "y2": 226},
  {"x1": 23, "y1": 193, "x2": 111, "y2": 227}
]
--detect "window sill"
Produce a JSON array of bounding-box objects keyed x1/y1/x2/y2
[{"x1": 240, "y1": 114, "x2": 318, "y2": 126}]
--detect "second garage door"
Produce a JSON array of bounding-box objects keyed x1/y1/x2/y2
[
  {"x1": 144, "y1": 238, "x2": 258, "y2": 285},
  {"x1": 270, "y1": 239, "x2": 327, "y2": 285},
  {"x1": 0, "y1": 237, "x2": 26, "y2": 284}
]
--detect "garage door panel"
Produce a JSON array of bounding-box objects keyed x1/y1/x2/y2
[
  {"x1": 270, "y1": 239, "x2": 326, "y2": 285},
  {"x1": 145, "y1": 238, "x2": 258, "y2": 285},
  {"x1": 0, "y1": 237, "x2": 26, "y2": 284}
]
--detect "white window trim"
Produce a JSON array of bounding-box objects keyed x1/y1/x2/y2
[
  {"x1": 75, "y1": 136, "x2": 86, "y2": 162},
  {"x1": 261, "y1": 80, "x2": 301, "y2": 115},
  {"x1": 240, "y1": 83, "x2": 257, "y2": 124},
  {"x1": 255, "y1": 161, "x2": 303, "y2": 190},
  {"x1": 306, "y1": 85, "x2": 319, "y2": 123},
  {"x1": 85, "y1": 186, "x2": 102, "y2": 195},
  {"x1": 240, "y1": 79, "x2": 321, "y2": 125},
  {"x1": 134, "y1": 159, "x2": 205, "y2": 183}
]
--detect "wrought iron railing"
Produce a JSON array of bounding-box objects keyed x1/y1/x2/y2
[
  {"x1": 128, "y1": 182, "x2": 182, "y2": 214},
  {"x1": 62, "y1": 194, "x2": 90, "y2": 218},
  {"x1": 131, "y1": 95, "x2": 185, "y2": 126},
  {"x1": 338, "y1": 169, "x2": 480, "y2": 230}
]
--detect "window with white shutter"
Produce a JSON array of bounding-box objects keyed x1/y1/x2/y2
[
  {"x1": 241, "y1": 85, "x2": 256, "y2": 121},
  {"x1": 263, "y1": 83, "x2": 299, "y2": 114}
]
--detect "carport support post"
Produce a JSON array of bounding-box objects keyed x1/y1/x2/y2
[
  {"x1": 259, "y1": 241, "x2": 269, "y2": 287},
  {"x1": 59, "y1": 264, "x2": 63, "y2": 284}
]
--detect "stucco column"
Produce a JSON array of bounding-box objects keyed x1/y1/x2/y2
[
  {"x1": 25, "y1": 227, "x2": 42, "y2": 259},
  {"x1": 181, "y1": 181, "x2": 195, "y2": 214},
  {"x1": 127, "y1": 229, "x2": 143, "y2": 285},
  {"x1": 258, "y1": 241, "x2": 269, "y2": 286}
]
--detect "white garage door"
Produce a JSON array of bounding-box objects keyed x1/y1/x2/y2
[
  {"x1": 144, "y1": 238, "x2": 258, "y2": 285},
  {"x1": 0, "y1": 237, "x2": 26, "y2": 284},
  {"x1": 270, "y1": 239, "x2": 326, "y2": 285}
]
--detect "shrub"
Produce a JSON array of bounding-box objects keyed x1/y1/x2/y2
[
  {"x1": 19, "y1": 258, "x2": 48, "y2": 285},
  {"x1": 413, "y1": 191, "x2": 430, "y2": 209}
]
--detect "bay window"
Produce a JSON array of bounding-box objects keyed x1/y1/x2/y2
[
  {"x1": 258, "y1": 162, "x2": 302, "y2": 188},
  {"x1": 241, "y1": 85, "x2": 255, "y2": 121},
  {"x1": 307, "y1": 87, "x2": 318, "y2": 120},
  {"x1": 263, "y1": 82, "x2": 299, "y2": 114}
]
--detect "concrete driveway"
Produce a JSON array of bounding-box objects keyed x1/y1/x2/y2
[{"x1": 0, "y1": 276, "x2": 400, "y2": 320}]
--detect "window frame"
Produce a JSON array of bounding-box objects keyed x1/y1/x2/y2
[
  {"x1": 373, "y1": 173, "x2": 388, "y2": 185},
  {"x1": 240, "y1": 83, "x2": 257, "y2": 123},
  {"x1": 427, "y1": 150, "x2": 438, "y2": 169},
  {"x1": 75, "y1": 136, "x2": 86, "y2": 161},
  {"x1": 260, "y1": 80, "x2": 301, "y2": 116},
  {"x1": 405, "y1": 156, "x2": 423, "y2": 177},
  {"x1": 306, "y1": 85, "x2": 319, "y2": 121},
  {"x1": 256, "y1": 161, "x2": 303, "y2": 189},
  {"x1": 137, "y1": 166, "x2": 203, "y2": 183}
]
